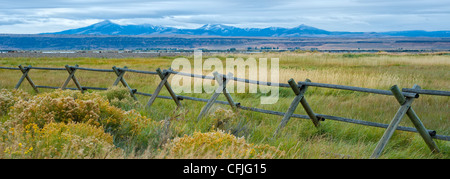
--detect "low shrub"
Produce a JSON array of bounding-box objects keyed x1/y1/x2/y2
[
  {"x1": 100, "y1": 86, "x2": 139, "y2": 111},
  {"x1": 0, "y1": 122, "x2": 120, "y2": 159},
  {"x1": 7, "y1": 90, "x2": 155, "y2": 147},
  {"x1": 10, "y1": 95, "x2": 101, "y2": 128},
  {"x1": 159, "y1": 130, "x2": 285, "y2": 159},
  {"x1": 211, "y1": 108, "x2": 249, "y2": 137},
  {"x1": 0, "y1": 89, "x2": 30, "y2": 116}
]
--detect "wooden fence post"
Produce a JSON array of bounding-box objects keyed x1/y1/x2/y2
[
  {"x1": 15, "y1": 65, "x2": 39, "y2": 93},
  {"x1": 146, "y1": 68, "x2": 182, "y2": 108},
  {"x1": 371, "y1": 85, "x2": 440, "y2": 159},
  {"x1": 196, "y1": 72, "x2": 234, "y2": 121},
  {"x1": 395, "y1": 85, "x2": 440, "y2": 153},
  {"x1": 14, "y1": 65, "x2": 29, "y2": 89},
  {"x1": 214, "y1": 72, "x2": 237, "y2": 111},
  {"x1": 273, "y1": 78, "x2": 321, "y2": 137},
  {"x1": 112, "y1": 66, "x2": 126, "y2": 86},
  {"x1": 273, "y1": 79, "x2": 306, "y2": 137},
  {"x1": 299, "y1": 79, "x2": 323, "y2": 127},
  {"x1": 159, "y1": 68, "x2": 183, "y2": 108},
  {"x1": 61, "y1": 65, "x2": 83, "y2": 92},
  {"x1": 112, "y1": 66, "x2": 138, "y2": 101}
]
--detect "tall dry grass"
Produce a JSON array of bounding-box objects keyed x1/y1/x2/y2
[{"x1": 0, "y1": 52, "x2": 449, "y2": 158}]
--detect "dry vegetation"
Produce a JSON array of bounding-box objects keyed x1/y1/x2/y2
[{"x1": 0, "y1": 52, "x2": 449, "y2": 158}]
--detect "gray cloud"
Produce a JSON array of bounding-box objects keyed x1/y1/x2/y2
[{"x1": 0, "y1": 0, "x2": 449, "y2": 33}]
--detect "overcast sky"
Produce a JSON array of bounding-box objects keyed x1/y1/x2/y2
[{"x1": 0, "y1": 0, "x2": 449, "y2": 34}]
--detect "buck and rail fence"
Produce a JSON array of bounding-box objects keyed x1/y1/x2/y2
[{"x1": 0, "y1": 64, "x2": 449, "y2": 158}]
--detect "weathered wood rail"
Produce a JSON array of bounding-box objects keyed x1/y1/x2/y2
[{"x1": 1, "y1": 64, "x2": 449, "y2": 158}]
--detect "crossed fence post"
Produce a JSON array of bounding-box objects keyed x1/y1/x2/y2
[
  {"x1": 146, "y1": 68, "x2": 182, "y2": 109},
  {"x1": 196, "y1": 71, "x2": 237, "y2": 121},
  {"x1": 61, "y1": 65, "x2": 84, "y2": 92},
  {"x1": 273, "y1": 78, "x2": 324, "y2": 137},
  {"x1": 15, "y1": 65, "x2": 39, "y2": 93},
  {"x1": 370, "y1": 84, "x2": 440, "y2": 158},
  {"x1": 112, "y1": 66, "x2": 138, "y2": 101}
]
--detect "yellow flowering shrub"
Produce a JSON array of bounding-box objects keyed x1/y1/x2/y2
[
  {"x1": 10, "y1": 95, "x2": 101, "y2": 127},
  {"x1": 160, "y1": 130, "x2": 285, "y2": 159},
  {"x1": 210, "y1": 108, "x2": 249, "y2": 137},
  {"x1": 0, "y1": 89, "x2": 172, "y2": 158},
  {"x1": 211, "y1": 108, "x2": 236, "y2": 129},
  {"x1": 8, "y1": 90, "x2": 152, "y2": 140},
  {"x1": 0, "y1": 88, "x2": 167, "y2": 158},
  {"x1": 0, "y1": 122, "x2": 121, "y2": 159},
  {"x1": 0, "y1": 89, "x2": 30, "y2": 116},
  {"x1": 100, "y1": 86, "x2": 139, "y2": 111}
]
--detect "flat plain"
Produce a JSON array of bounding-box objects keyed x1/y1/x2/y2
[{"x1": 0, "y1": 52, "x2": 449, "y2": 159}]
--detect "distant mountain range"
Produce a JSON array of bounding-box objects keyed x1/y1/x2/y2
[
  {"x1": 46, "y1": 20, "x2": 450, "y2": 37},
  {"x1": 2, "y1": 20, "x2": 449, "y2": 51}
]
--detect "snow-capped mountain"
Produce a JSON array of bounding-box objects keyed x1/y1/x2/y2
[
  {"x1": 49, "y1": 20, "x2": 332, "y2": 37},
  {"x1": 47, "y1": 20, "x2": 450, "y2": 37}
]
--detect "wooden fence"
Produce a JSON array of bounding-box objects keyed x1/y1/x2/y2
[{"x1": 1, "y1": 64, "x2": 449, "y2": 158}]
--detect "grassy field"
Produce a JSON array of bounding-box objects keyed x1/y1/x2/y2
[{"x1": 0, "y1": 52, "x2": 449, "y2": 159}]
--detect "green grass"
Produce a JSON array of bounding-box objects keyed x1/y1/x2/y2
[{"x1": 0, "y1": 52, "x2": 449, "y2": 159}]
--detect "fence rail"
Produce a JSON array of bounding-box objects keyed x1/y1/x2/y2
[
  {"x1": 402, "y1": 88, "x2": 450, "y2": 96},
  {"x1": 1, "y1": 64, "x2": 449, "y2": 158}
]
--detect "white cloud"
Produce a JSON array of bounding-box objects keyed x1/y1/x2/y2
[{"x1": 0, "y1": 0, "x2": 449, "y2": 33}]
